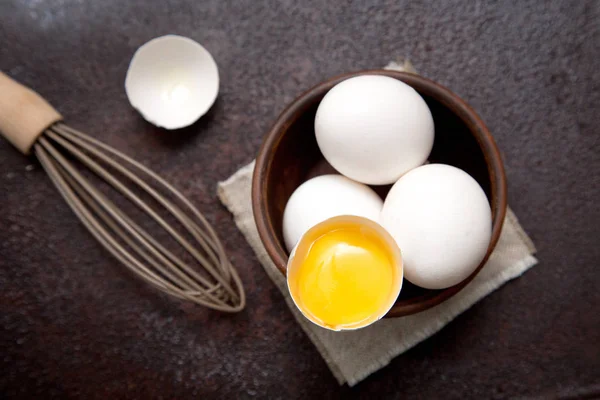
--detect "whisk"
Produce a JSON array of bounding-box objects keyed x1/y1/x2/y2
[{"x1": 0, "y1": 71, "x2": 245, "y2": 312}]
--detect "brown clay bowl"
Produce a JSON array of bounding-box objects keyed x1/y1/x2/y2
[{"x1": 252, "y1": 69, "x2": 507, "y2": 318}]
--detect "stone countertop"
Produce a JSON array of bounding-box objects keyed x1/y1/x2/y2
[{"x1": 0, "y1": 1, "x2": 598, "y2": 398}]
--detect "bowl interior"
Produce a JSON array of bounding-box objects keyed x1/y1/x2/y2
[{"x1": 255, "y1": 71, "x2": 506, "y2": 317}]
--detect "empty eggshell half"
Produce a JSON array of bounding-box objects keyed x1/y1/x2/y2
[{"x1": 125, "y1": 35, "x2": 219, "y2": 130}]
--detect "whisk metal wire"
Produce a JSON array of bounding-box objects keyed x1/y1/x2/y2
[{"x1": 33, "y1": 123, "x2": 245, "y2": 312}]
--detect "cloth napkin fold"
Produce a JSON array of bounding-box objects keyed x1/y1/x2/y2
[{"x1": 217, "y1": 62, "x2": 537, "y2": 386}]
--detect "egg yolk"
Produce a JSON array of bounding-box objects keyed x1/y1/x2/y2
[{"x1": 288, "y1": 218, "x2": 400, "y2": 330}]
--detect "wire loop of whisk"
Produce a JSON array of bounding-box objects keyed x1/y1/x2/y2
[{"x1": 34, "y1": 123, "x2": 245, "y2": 312}]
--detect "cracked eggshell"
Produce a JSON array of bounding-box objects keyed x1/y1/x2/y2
[{"x1": 125, "y1": 35, "x2": 219, "y2": 130}]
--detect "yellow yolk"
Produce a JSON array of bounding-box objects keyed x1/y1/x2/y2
[{"x1": 287, "y1": 217, "x2": 401, "y2": 330}]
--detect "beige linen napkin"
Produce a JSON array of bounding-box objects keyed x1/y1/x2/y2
[{"x1": 217, "y1": 62, "x2": 538, "y2": 386}]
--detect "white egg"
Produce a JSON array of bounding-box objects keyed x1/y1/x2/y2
[
  {"x1": 282, "y1": 175, "x2": 383, "y2": 252},
  {"x1": 315, "y1": 75, "x2": 434, "y2": 185},
  {"x1": 380, "y1": 164, "x2": 492, "y2": 289}
]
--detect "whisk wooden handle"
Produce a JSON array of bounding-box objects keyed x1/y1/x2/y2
[{"x1": 0, "y1": 71, "x2": 62, "y2": 155}]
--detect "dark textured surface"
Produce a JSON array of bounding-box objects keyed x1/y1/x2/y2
[{"x1": 0, "y1": 0, "x2": 598, "y2": 398}]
